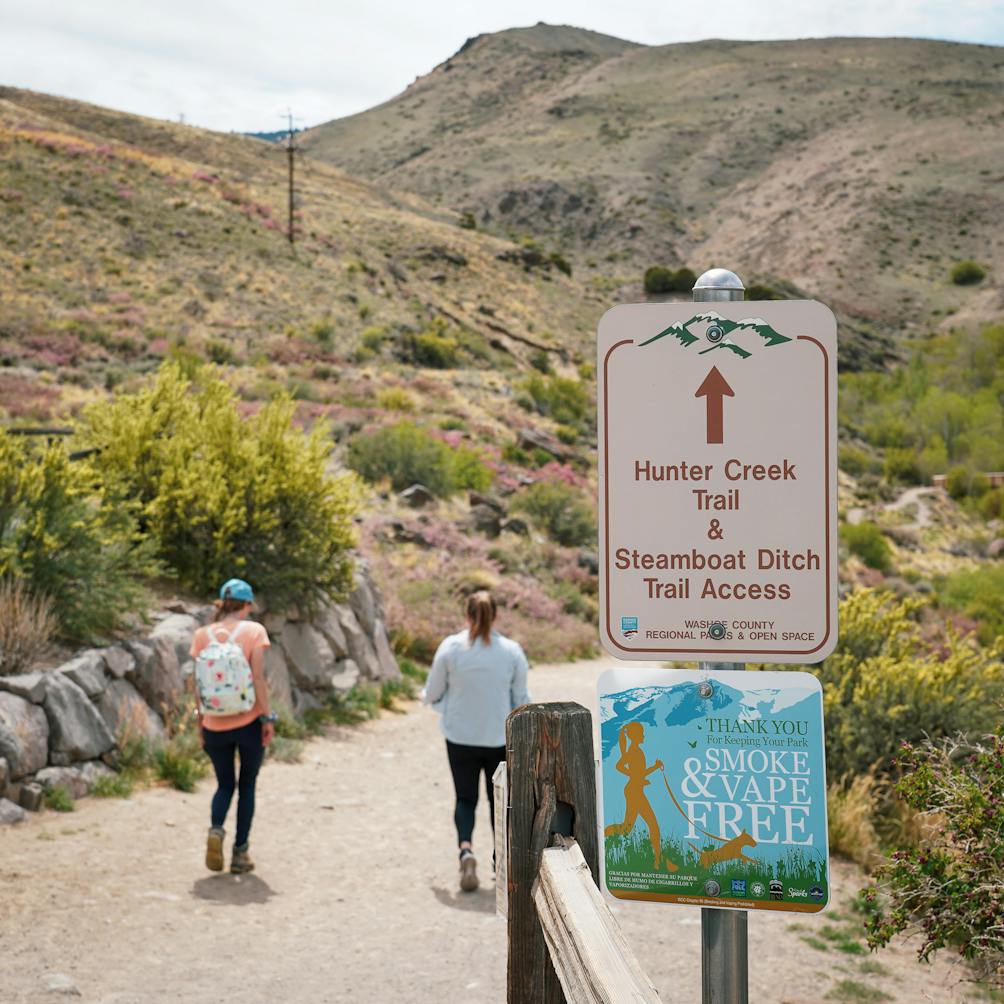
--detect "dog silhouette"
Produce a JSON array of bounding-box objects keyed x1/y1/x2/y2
[{"x1": 689, "y1": 830, "x2": 758, "y2": 868}]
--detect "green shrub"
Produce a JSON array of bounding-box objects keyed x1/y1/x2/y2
[
  {"x1": 91, "y1": 773, "x2": 134, "y2": 798},
  {"x1": 840, "y1": 522, "x2": 893, "y2": 573},
  {"x1": 511, "y1": 481, "x2": 596, "y2": 547},
  {"x1": 346, "y1": 422, "x2": 492, "y2": 497},
  {"x1": 882, "y1": 448, "x2": 921, "y2": 484},
  {"x1": 327, "y1": 682, "x2": 381, "y2": 725},
  {"x1": 376, "y1": 387, "x2": 416, "y2": 413},
  {"x1": 745, "y1": 282, "x2": 784, "y2": 300},
  {"x1": 809, "y1": 590, "x2": 1004, "y2": 779},
  {"x1": 400, "y1": 330, "x2": 458, "y2": 369},
  {"x1": 864, "y1": 726, "x2": 1004, "y2": 985},
  {"x1": 398, "y1": 658, "x2": 428, "y2": 683},
  {"x1": 940, "y1": 564, "x2": 1004, "y2": 646},
  {"x1": 0, "y1": 432, "x2": 154, "y2": 641},
  {"x1": 529, "y1": 349, "x2": 552, "y2": 374},
  {"x1": 458, "y1": 211, "x2": 477, "y2": 230},
  {"x1": 643, "y1": 265, "x2": 695, "y2": 295},
  {"x1": 43, "y1": 787, "x2": 74, "y2": 812},
  {"x1": 950, "y1": 259, "x2": 986, "y2": 285},
  {"x1": 838, "y1": 445, "x2": 873, "y2": 478},
  {"x1": 520, "y1": 374, "x2": 591, "y2": 429},
  {"x1": 945, "y1": 465, "x2": 989, "y2": 499},
  {"x1": 982, "y1": 486, "x2": 1004, "y2": 520},
  {"x1": 154, "y1": 731, "x2": 209, "y2": 792},
  {"x1": 80, "y1": 363, "x2": 359, "y2": 612},
  {"x1": 379, "y1": 677, "x2": 416, "y2": 710},
  {"x1": 549, "y1": 252, "x2": 572, "y2": 277}
]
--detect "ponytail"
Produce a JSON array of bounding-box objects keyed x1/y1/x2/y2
[{"x1": 466, "y1": 590, "x2": 497, "y2": 646}]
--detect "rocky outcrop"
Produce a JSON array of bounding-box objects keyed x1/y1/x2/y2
[
  {"x1": 0, "y1": 559, "x2": 401, "y2": 821},
  {"x1": 95, "y1": 679, "x2": 166, "y2": 746},
  {"x1": 43, "y1": 674, "x2": 116, "y2": 763},
  {"x1": 0, "y1": 692, "x2": 49, "y2": 780}
]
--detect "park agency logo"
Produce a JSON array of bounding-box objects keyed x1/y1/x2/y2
[{"x1": 620, "y1": 616, "x2": 639, "y2": 638}]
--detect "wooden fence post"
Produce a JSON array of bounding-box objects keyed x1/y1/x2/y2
[{"x1": 506, "y1": 702, "x2": 598, "y2": 1004}]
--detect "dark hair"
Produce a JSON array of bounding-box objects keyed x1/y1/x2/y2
[
  {"x1": 466, "y1": 590, "x2": 496, "y2": 646},
  {"x1": 213, "y1": 597, "x2": 250, "y2": 622}
]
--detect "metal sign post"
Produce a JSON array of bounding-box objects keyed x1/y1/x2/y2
[{"x1": 696, "y1": 269, "x2": 748, "y2": 1004}]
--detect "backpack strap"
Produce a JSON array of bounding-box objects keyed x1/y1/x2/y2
[{"x1": 229, "y1": 620, "x2": 249, "y2": 643}]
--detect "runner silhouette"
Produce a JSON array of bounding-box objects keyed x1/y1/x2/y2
[{"x1": 604, "y1": 722, "x2": 677, "y2": 871}]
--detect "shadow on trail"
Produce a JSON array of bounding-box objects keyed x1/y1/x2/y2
[
  {"x1": 430, "y1": 884, "x2": 495, "y2": 914},
  {"x1": 191, "y1": 874, "x2": 276, "y2": 907}
]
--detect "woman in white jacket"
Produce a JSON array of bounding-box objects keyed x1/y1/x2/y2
[{"x1": 424, "y1": 590, "x2": 531, "y2": 893}]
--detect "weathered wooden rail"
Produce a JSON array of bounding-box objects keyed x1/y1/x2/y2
[{"x1": 505, "y1": 702, "x2": 662, "y2": 1004}]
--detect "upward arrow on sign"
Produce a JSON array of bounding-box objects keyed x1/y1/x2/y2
[{"x1": 694, "y1": 366, "x2": 735, "y2": 444}]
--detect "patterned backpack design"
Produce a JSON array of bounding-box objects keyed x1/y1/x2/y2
[{"x1": 195, "y1": 622, "x2": 256, "y2": 716}]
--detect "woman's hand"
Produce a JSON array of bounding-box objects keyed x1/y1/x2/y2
[
  {"x1": 653, "y1": 759, "x2": 664, "y2": 771},
  {"x1": 262, "y1": 721, "x2": 275, "y2": 748}
]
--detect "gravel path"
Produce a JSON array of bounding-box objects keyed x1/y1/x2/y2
[{"x1": 0, "y1": 658, "x2": 981, "y2": 1003}]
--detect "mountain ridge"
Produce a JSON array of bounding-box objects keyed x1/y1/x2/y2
[{"x1": 302, "y1": 27, "x2": 1004, "y2": 359}]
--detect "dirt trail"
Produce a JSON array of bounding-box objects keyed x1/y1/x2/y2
[{"x1": 0, "y1": 658, "x2": 981, "y2": 1003}]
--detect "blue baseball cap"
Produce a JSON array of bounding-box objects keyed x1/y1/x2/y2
[{"x1": 219, "y1": 578, "x2": 254, "y2": 603}]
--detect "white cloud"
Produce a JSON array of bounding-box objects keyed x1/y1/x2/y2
[{"x1": 0, "y1": 0, "x2": 1000, "y2": 131}]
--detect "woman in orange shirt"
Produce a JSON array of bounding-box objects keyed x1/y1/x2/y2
[{"x1": 189, "y1": 578, "x2": 274, "y2": 874}]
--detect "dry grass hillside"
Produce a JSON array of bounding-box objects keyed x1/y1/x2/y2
[
  {"x1": 303, "y1": 26, "x2": 1004, "y2": 363},
  {"x1": 0, "y1": 83, "x2": 602, "y2": 417}
]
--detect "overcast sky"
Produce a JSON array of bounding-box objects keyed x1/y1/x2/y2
[{"x1": 1, "y1": 1, "x2": 1002, "y2": 132}]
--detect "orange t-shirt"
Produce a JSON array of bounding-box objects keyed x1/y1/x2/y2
[{"x1": 190, "y1": 619, "x2": 271, "y2": 731}]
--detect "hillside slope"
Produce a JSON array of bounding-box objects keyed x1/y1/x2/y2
[
  {"x1": 303, "y1": 28, "x2": 1004, "y2": 358},
  {"x1": 0, "y1": 83, "x2": 602, "y2": 424}
]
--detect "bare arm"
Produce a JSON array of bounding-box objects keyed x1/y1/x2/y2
[{"x1": 251, "y1": 644, "x2": 274, "y2": 747}]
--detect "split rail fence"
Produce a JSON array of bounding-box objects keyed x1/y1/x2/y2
[{"x1": 505, "y1": 701, "x2": 663, "y2": 1004}]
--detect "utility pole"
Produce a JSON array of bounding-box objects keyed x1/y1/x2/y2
[{"x1": 283, "y1": 109, "x2": 299, "y2": 246}]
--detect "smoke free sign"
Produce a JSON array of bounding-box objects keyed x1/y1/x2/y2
[{"x1": 597, "y1": 300, "x2": 838, "y2": 663}]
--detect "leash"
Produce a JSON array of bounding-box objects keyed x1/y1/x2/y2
[{"x1": 658, "y1": 767, "x2": 726, "y2": 844}]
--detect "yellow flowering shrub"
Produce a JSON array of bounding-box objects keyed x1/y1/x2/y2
[
  {"x1": 81, "y1": 363, "x2": 360, "y2": 611},
  {"x1": 0, "y1": 431, "x2": 154, "y2": 640},
  {"x1": 812, "y1": 590, "x2": 1004, "y2": 779}
]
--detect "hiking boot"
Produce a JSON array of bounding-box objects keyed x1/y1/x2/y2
[
  {"x1": 459, "y1": 850, "x2": 478, "y2": 893},
  {"x1": 205, "y1": 827, "x2": 225, "y2": 872},
  {"x1": 230, "y1": 843, "x2": 255, "y2": 874}
]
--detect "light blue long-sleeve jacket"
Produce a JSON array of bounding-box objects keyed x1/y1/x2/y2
[{"x1": 424, "y1": 629, "x2": 531, "y2": 747}]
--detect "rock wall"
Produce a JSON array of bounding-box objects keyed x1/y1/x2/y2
[{"x1": 0, "y1": 562, "x2": 399, "y2": 824}]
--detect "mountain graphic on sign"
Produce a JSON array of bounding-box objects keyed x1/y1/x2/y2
[{"x1": 638, "y1": 311, "x2": 791, "y2": 359}]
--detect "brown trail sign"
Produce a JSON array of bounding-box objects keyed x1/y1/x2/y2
[{"x1": 597, "y1": 299, "x2": 838, "y2": 664}]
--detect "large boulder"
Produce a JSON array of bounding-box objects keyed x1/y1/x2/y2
[
  {"x1": 263, "y1": 645, "x2": 294, "y2": 714},
  {"x1": 149, "y1": 613, "x2": 198, "y2": 668},
  {"x1": 95, "y1": 679, "x2": 166, "y2": 747},
  {"x1": 337, "y1": 607, "x2": 382, "y2": 681},
  {"x1": 0, "y1": 672, "x2": 48, "y2": 704},
  {"x1": 0, "y1": 692, "x2": 49, "y2": 779},
  {"x1": 470, "y1": 503, "x2": 502, "y2": 538},
  {"x1": 372, "y1": 620, "x2": 402, "y2": 681},
  {"x1": 313, "y1": 605, "x2": 349, "y2": 659},
  {"x1": 0, "y1": 797, "x2": 25, "y2": 825},
  {"x1": 35, "y1": 765, "x2": 90, "y2": 799},
  {"x1": 348, "y1": 566, "x2": 380, "y2": 636},
  {"x1": 128, "y1": 636, "x2": 183, "y2": 717},
  {"x1": 281, "y1": 623, "x2": 337, "y2": 692},
  {"x1": 58, "y1": 651, "x2": 107, "y2": 699},
  {"x1": 43, "y1": 674, "x2": 115, "y2": 762},
  {"x1": 101, "y1": 646, "x2": 136, "y2": 679},
  {"x1": 330, "y1": 659, "x2": 360, "y2": 695},
  {"x1": 0, "y1": 755, "x2": 7, "y2": 791}
]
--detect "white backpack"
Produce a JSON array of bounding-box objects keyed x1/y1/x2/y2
[{"x1": 195, "y1": 622, "x2": 256, "y2": 716}]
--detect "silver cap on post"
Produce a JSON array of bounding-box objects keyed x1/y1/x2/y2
[{"x1": 693, "y1": 268, "x2": 745, "y2": 303}]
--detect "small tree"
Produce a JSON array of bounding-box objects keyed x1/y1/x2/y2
[{"x1": 864, "y1": 726, "x2": 1004, "y2": 987}]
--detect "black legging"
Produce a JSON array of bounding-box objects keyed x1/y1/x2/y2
[
  {"x1": 202, "y1": 719, "x2": 264, "y2": 847},
  {"x1": 446, "y1": 740, "x2": 506, "y2": 846}
]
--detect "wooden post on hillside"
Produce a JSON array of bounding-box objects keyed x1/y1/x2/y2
[{"x1": 506, "y1": 702, "x2": 598, "y2": 1004}]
